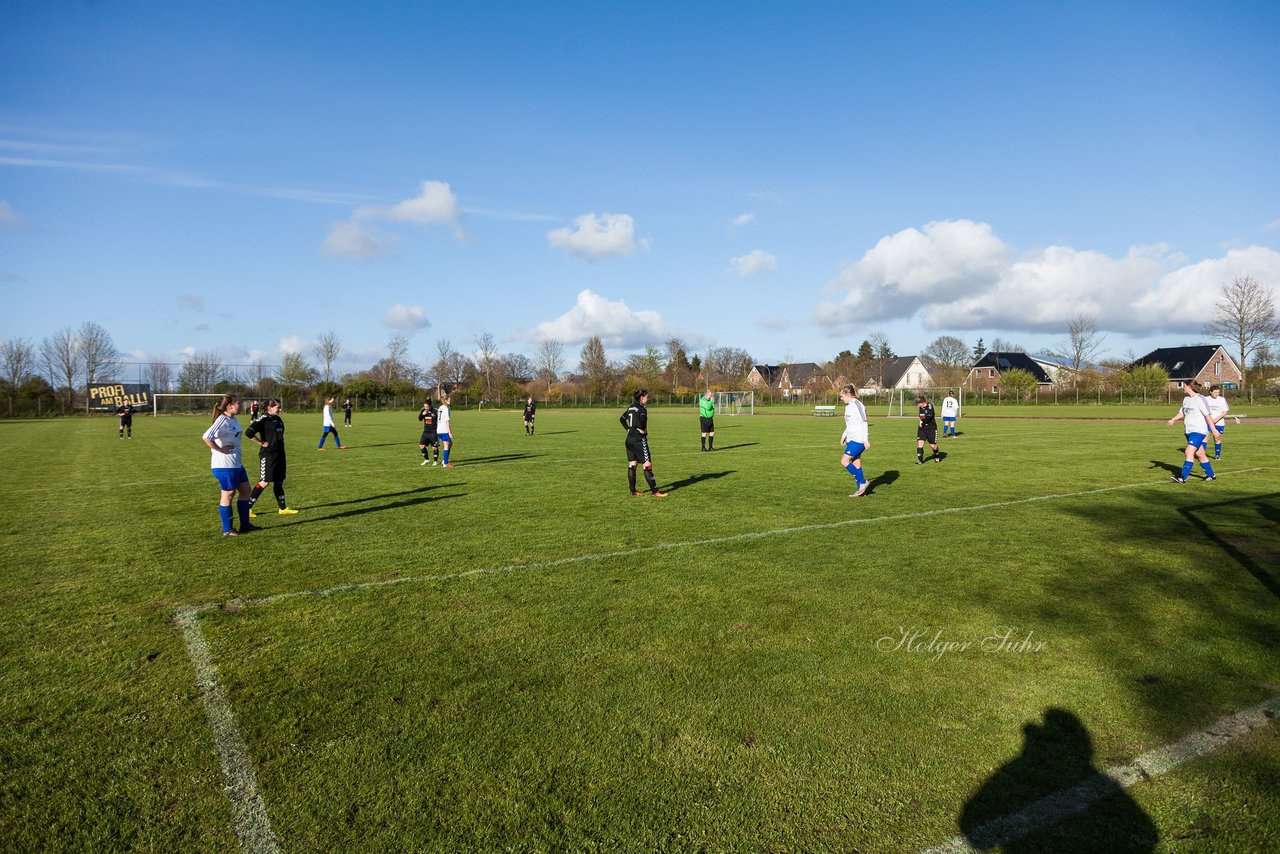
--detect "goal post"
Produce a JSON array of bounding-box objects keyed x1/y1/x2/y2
[
  {"x1": 152, "y1": 393, "x2": 233, "y2": 416},
  {"x1": 885, "y1": 386, "x2": 964, "y2": 418},
  {"x1": 713, "y1": 390, "x2": 754, "y2": 416}
]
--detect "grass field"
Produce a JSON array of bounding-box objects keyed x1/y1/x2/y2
[{"x1": 2, "y1": 406, "x2": 1278, "y2": 852}]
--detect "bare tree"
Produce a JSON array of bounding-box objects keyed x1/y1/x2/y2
[
  {"x1": 1202, "y1": 275, "x2": 1279, "y2": 390},
  {"x1": 867, "y1": 332, "x2": 894, "y2": 390},
  {"x1": 40, "y1": 327, "x2": 80, "y2": 410},
  {"x1": 988, "y1": 337, "x2": 1026, "y2": 354},
  {"x1": 1055, "y1": 313, "x2": 1106, "y2": 374},
  {"x1": 313, "y1": 330, "x2": 341, "y2": 384},
  {"x1": 1, "y1": 337, "x2": 35, "y2": 415},
  {"x1": 702, "y1": 346, "x2": 754, "y2": 386},
  {"x1": 78, "y1": 321, "x2": 121, "y2": 411},
  {"x1": 177, "y1": 352, "x2": 225, "y2": 392},
  {"x1": 922, "y1": 335, "x2": 970, "y2": 387},
  {"x1": 145, "y1": 360, "x2": 174, "y2": 394},
  {"x1": 474, "y1": 331, "x2": 501, "y2": 400},
  {"x1": 431, "y1": 339, "x2": 469, "y2": 391},
  {"x1": 502, "y1": 352, "x2": 534, "y2": 382},
  {"x1": 534, "y1": 338, "x2": 565, "y2": 386}
]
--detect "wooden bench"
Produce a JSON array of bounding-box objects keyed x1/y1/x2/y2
[{"x1": 813, "y1": 405, "x2": 837, "y2": 416}]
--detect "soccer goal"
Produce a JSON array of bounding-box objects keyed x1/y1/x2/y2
[
  {"x1": 714, "y1": 391, "x2": 754, "y2": 416},
  {"x1": 885, "y1": 387, "x2": 964, "y2": 418},
  {"x1": 152, "y1": 393, "x2": 233, "y2": 416}
]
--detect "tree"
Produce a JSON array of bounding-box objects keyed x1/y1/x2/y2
[
  {"x1": 40, "y1": 327, "x2": 80, "y2": 410},
  {"x1": 923, "y1": 335, "x2": 971, "y2": 386},
  {"x1": 867, "y1": 332, "x2": 894, "y2": 390},
  {"x1": 313, "y1": 330, "x2": 341, "y2": 384},
  {"x1": 502, "y1": 352, "x2": 534, "y2": 383},
  {"x1": 534, "y1": 338, "x2": 564, "y2": 387},
  {"x1": 431, "y1": 339, "x2": 471, "y2": 391},
  {"x1": 663, "y1": 338, "x2": 691, "y2": 391},
  {"x1": 972, "y1": 338, "x2": 986, "y2": 361},
  {"x1": 627, "y1": 345, "x2": 666, "y2": 391},
  {"x1": 829, "y1": 349, "x2": 858, "y2": 384},
  {"x1": 1055, "y1": 313, "x2": 1106, "y2": 375},
  {"x1": 1, "y1": 337, "x2": 35, "y2": 416},
  {"x1": 1202, "y1": 275, "x2": 1279, "y2": 392},
  {"x1": 999, "y1": 368, "x2": 1039, "y2": 400},
  {"x1": 144, "y1": 360, "x2": 173, "y2": 394},
  {"x1": 1122, "y1": 363, "x2": 1170, "y2": 399},
  {"x1": 474, "y1": 331, "x2": 501, "y2": 401},
  {"x1": 702, "y1": 346, "x2": 754, "y2": 386},
  {"x1": 78, "y1": 321, "x2": 121, "y2": 410},
  {"x1": 177, "y1": 352, "x2": 225, "y2": 392},
  {"x1": 371, "y1": 335, "x2": 418, "y2": 387},
  {"x1": 277, "y1": 352, "x2": 319, "y2": 389},
  {"x1": 989, "y1": 337, "x2": 1025, "y2": 354},
  {"x1": 578, "y1": 336, "x2": 616, "y2": 402}
]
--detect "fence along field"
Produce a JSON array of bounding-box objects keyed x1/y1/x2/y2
[{"x1": 2, "y1": 407, "x2": 1277, "y2": 850}]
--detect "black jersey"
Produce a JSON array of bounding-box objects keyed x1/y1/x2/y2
[
  {"x1": 246, "y1": 413, "x2": 286, "y2": 455},
  {"x1": 343, "y1": 401, "x2": 352, "y2": 416},
  {"x1": 418, "y1": 404, "x2": 437, "y2": 432},
  {"x1": 620, "y1": 402, "x2": 648, "y2": 436},
  {"x1": 523, "y1": 401, "x2": 536, "y2": 419},
  {"x1": 116, "y1": 403, "x2": 134, "y2": 421},
  {"x1": 917, "y1": 403, "x2": 937, "y2": 429}
]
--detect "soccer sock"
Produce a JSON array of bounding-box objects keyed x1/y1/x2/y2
[
  {"x1": 854, "y1": 466, "x2": 866, "y2": 486},
  {"x1": 845, "y1": 462, "x2": 859, "y2": 479},
  {"x1": 701, "y1": 435, "x2": 706, "y2": 450},
  {"x1": 644, "y1": 467, "x2": 658, "y2": 492},
  {"x1": 932, "y1": 445, "x2": 940, "y2": 460},
  {"x1": 332, "y1": 430, "x2": 342, "y2": 446},
  {"x1": 442, "y1": 447, "x2": 450, "y2": 465},
  {"x1": 274, "y1": 483, "x2": 286, "y2": 509},
  {"x1": 421, "y1": 445, "x2": 429, "y2": 459},
  {"x1": 709, "y1": 435, "x2": 713, "y2": 450},
  {"x1": 249, "y1": 484, "x2": 265, "y2": 506},
  {"x1": 218, "y1": 505, "x2": 233, "y2": 533},
  {"x1": 1215, "y1": 442, "x2": 1222, "y2": 457},
  {"x1": 628, "y1": 467, "x2": 637, "y2": 493},
  {"x1": 1181, "y1": 461, "x2": 1194, "y2": 479},
  {"x1": 1202, "y1": 461, "x2": 1215, "y2": 477},
  {"x1": 917, "y1": 447, "x2": 924, "y2": 462},
  {"x1": 237, "y1": 500, "x2": 251, "y2": 528}
]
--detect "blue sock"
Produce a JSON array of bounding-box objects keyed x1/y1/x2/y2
[
  {"x1": 1215, "y1": 443, "x2": 1221, "y2": 456},
  {"x1": 845, "y1": 462, "x2": 858, "y2": 478},
  {"x1": 1202, "y1": 461, "x2": 1214, "y2": 478},
  {"x1": 443, "y1": 447, "x2": 450, "y2": 465},
  {"x1": 237, "y1": 500, "x2": 251, "y2": 527},
  {"x1": 218, "y1": 505, "x2": 233, "y2": 533},
  {"x1": 1181, "y1": 461, "x2": 1193, "y2": 479}
]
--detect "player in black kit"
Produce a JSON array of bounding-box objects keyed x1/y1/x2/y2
[
  {"x1": 245, "y1": 399, "x2": 298, "y2": 516},
  {"x1": 915, "y1": 395, "x2": 941, "y2": 464},
  {"x1": 418, "y1": 397, "x2": 440, "y2": 465},
  {"x1": 116, "y1": 402, "x2": 134, "y2": 438},
  {"x1": 523, "y1": 396, "x2": 537, "y2": 435},
  {"x1": 620, "y1": 389, "x2": 668, "y2": 498}
]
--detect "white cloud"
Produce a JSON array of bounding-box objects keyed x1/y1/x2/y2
[
  {"x1": 731, "y1": 212, "x2": 755, "y2": 227},
  {"x1": 278, "y1": 336, "x2": 312, "y2": 354},
  {"x1": 0, "y1": 200, "x2": 22, "y2": 229},
  {"x1": 730, "y1": 249, "x2": 778, "y2": 277},
  {"x1": 547, "y1": 213, "x2": 639, "y2": 260},
  {"x1": 531, "y1": 289, "x2": 691, "y2": 348},
  {"x1": 321, "y1": 220, "x2": 399, "y2": 259},
  {"x1": 813, "y1": 218, "x2": 1280, "y2": 338},
  {"x1": 385, "y1": 303, "x2": 431, "y2": 333}
]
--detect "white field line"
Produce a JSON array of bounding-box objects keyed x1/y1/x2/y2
[
  {"x1": 175, "y1": 466, "x2": 1269, "y2": 851},
  {"x1": 176, "y1": 607, "x2": 281, "y2": 854},
  {"x1": 920, "y1": 693, "x2": 1280, "y2": 854}
]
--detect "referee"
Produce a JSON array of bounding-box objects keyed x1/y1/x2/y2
[{"x1": 699, "y1": 389, "x2": 715, "y2": 451}]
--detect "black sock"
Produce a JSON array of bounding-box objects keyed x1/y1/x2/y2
[
  {"x1": 701, "y1": 436, "x2": 706, "y2": 450},
  {"x1": 644, "y1": 468, "x2": 658, "y2": 492},
  {"x1": 628, "y1": 467, "x2": 637, "y2": 493},
  {"x1": 249, "y1": 485, "x2": 264, "y2": 506},
  {"x1": 274, "y1": 483, "x2": 286, "y2": 509}
]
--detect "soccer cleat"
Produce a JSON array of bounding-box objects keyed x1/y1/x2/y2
[
  {"x1": 338, "y1": 445, "x2": 349, "y2": 449},
  {"x1": 240, "y1": 523, "x2": 263, "y2": 533},
  {"x1": 934, "y1": 457, "x2": 941, "y2": 463},
  {"x1": 1214, "y1": 454, "x2": 1221, "y2": 460},
  {"x1": 1205, "y1": 475, "x2": 1216, "y2": 481},
  {"x1": 851, "y1": 484, "x2": 869, "y2": 498},
  {"x1": 1171, "y1": 476, "x2": 1186, "y2": 483},
  {"x1": 248, "y1": 510, "x2": 258, "y2": 518},
  {"x1": 915, "y1": 459, "x2": 924, "y2": 465},
  {"x1": 652, "y1": 491, "x2": 669, "y2": 498},
  {"x1": 223, "y1": 530, "x2": 238, "y2": 537},
  {"x1": 278, "y1": 508, "x2": 298, "y2": 515},
  {"x1": 631, "y1": 491, "x2": 644, "y2": 497},
  {"x1": 317, "y1": 447, "x2": 326, "y2": 451},
  {"x1": 421, "y1": 459, "x2": 429, "y2": 465},
  {"x1": 432, "y1": 461, "x2": 438, "y2": 466},
  {"x1": 442, "y1": 463, "x2": 454, "y2": 468}
]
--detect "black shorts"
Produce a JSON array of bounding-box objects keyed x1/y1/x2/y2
[
  {"x1": 524, "y1": 413, "x2": 535, "y2": 423},
  {"x1": 918, "y1": 425, "x2": 938, "y2": 444},
  {"x1": 258, "y1": 453, "x2": 286, "y2": 484},
  {"x1": 119, "y1": 415, "x2": 132, "y2": 426},
  {"x1": 420, "y1": 430, "x2": 439, "y2": 447},
  {"x1": 700, "y1": 417, "x2": 714, "y2": 432},
  {"x1": 625, "y1": 434, "x2": 651, "y2": 465}
]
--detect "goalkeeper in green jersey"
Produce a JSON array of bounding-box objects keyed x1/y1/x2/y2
[{"x1": 699, "y1": 390, "x2": 716, "y2": 451}]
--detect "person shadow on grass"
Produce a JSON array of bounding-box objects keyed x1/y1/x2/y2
[{"x1": 959, "y1": 708, "x2": 1157, "y2": 852}]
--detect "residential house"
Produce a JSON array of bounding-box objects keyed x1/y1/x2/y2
[
  {"x1": 966, "y1": 351, "x2": 1054, "y2": 393},
  {"x1": 878, "y1": 355, "x2": 934, "y2": 391},
  {"x1": 747, "y1": 362, "x2": 835, "y2": 398},
  {"x1": 1126, "y1": 346, "x2": 1241, "y2": 390}
]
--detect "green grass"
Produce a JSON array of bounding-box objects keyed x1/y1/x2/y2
[{"x1": 2, "y1": 407, "x2": 1277, "y2": 851}]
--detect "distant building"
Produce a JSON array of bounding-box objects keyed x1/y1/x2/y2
[
  {"x1": 1126, "y1": 345, "x2": 1241, "y2": 390},
  {"x1": 879, "y1": 355, "x2": 934, "y2": 390},
  {"x1": 747, "y1": 362, "x2": 835, "y2": 398},
  {"x1": 966, "y1": 351, "x2": 1054, "y2": 393}
]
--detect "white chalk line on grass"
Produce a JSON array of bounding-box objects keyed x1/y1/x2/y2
[
  {"x1": 175, "y1": 466, "x2": 1269, "y2": 852},
  {"x1": 920, "y1": 693, "x2": 1280, "y2": 854}
]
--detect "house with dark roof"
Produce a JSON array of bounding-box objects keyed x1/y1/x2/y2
[
  {"x1": 878, "y1": 355, "x2": 934, "y2": 390},
  {"x1": 966, "y1": 351, "x2": 1054, "y2": 393},
  {"x1": 747, "y1": 362, "x2": 834, "y2": 398},
  {"x1": 1126, "y1": 346, "x2": 1241, "y2": 390}
]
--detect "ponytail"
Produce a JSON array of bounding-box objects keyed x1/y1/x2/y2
[{"x1": 211, "y1": 393, "x2": 240, "y2": 424}]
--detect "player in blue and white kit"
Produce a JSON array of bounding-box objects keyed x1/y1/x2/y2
[
  {"x1": 437, "y1": 392, "x2": 455, "y2": 467},
  {"x1": 838, "y1": 384, "x2": 871, "y2": 497},
  {"x1": 1205, "y1": 385, "x2": 1230, "y2": 460},
  {"x1": 940, "y1": 391, "x2": 960, "y2": 437},
  {"x1": 1166, "y1": 380, "x2": 1219, "y2": 483},
  {"x1": 201, "y1": 393, "x2": 259, "y2": 536}
]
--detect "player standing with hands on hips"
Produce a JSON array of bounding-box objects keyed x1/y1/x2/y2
[
  {"x1": 418, "y1": 397, "x2": 440, "y2": 465},
  {"x1": 116, "y1": 401, "x2": 134, "y2": 439},
  {"x1": 245, "y1": 398, "x2": 298, "y2": 517},
  {"x1": 201, "y1": 393, "x2": 259, "y2": 537},
  {"x1": 1166, "y1": 380, "x2": 1218, "y2": 483},
  {"x1": 621, "y1": 389, "x2": 667, "y2": 497},
  {"x1": 839, "y1": 384, "x2": 871, "y2": 497},
  {"x1": 699, "y1": 389, "x2": 715, "y2": 451}
]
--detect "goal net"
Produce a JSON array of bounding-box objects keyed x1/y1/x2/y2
[
  {"x1": 152, "y1": 393, "x2": 236, "y2": 416},
  {"x1": 885, "y1": 387, "x2": 964, "y2": 418},
  {"x1": 713, "y1": 391, "x2": 754, "y2": 416}
]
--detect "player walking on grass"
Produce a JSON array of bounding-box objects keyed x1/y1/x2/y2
[
  {"x1": 915, "y1": 395, "x2": 941, "y2": 464},
  {"x1": 523, "y1": 396, "x2": 537, "y2": 435},
  {"x1": 941, "y1": 390, "x2": 960, "y2": 437},
  {"x1": 317, "y1": 396, "x2": 347, "y2": 450},
  {"x1": 245, "y1": 399, "x2": 297, "y2": 518},
  {"x1": 115, "y1": 402, "x2": 134, "y2": 438},
  {"x1": 1205, "y1": 385, "x2": 1230, "y2": 460},
  {"x1": 1166, "y1": 380, "x2": 1219, "y2": 483},
  {"x1": 437, "y1": 392, "x2": 455, "y2": 467},
  {"x1": 839, "y1": 384, "x2": 871, "y2": 497},
  {"x1": 621, "y1": 388, "x2": 667, "y2": 497},
  {"x1": 201, "y1": 393, "x2": 259, "y2": 537},
  {"x1": 699, "y1": 389, "x2": 715, "y2": 451},
  {"x1": 418, "y1": 397, "x2": 440, "y2": 465}
]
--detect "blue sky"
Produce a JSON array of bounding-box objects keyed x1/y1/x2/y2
[{"x1": 3, "y1": 1, "x2": 1278, "y2": 378}]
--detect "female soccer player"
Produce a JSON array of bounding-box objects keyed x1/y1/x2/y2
[
  {"x1": 418, "y1": 397, "x2": 440, "y2": 465},
  {"x1": 620, "y1": 388, "x2": 667, "y2": 497},
  {"x1": 699, "y1": 389, "x2": 715, "y2": 451},
  {"x1": 317, "y1": 396, "x2": 347, "y2": 450},
  {"x1": 915, "y1": 394, "x2": 940, "y2": 463},
  {"x1": 839, "y1": 384, "x2": 871, "y2": 497},
  {"x1": 1166, "y1": 380, "x2": 1219, "y2": 483},
  {"x1": 245, "y1": 399, "x2": 297, "y2": 517},
  {"x1": 201, "y1": 393, "x2": 258, "y2": 536},
  {"x1": 437, "y1": 392, "x2": 455, "y2": 467},
  {"x1": 1205, "y1": 384, "x2": 1230, "y2": 460},
  {"x1": 941, "y1": 390, "x2": 960, "y2": 437},
  {"x1": 523, "y1": 396, "x2": 537, "y2": 435},
  {"x1": 116, "y1": 401, "x2": 134, "y2": 438},
  {"x1": 343, "y1": 398, "x2": 353, "y2": 426}
]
